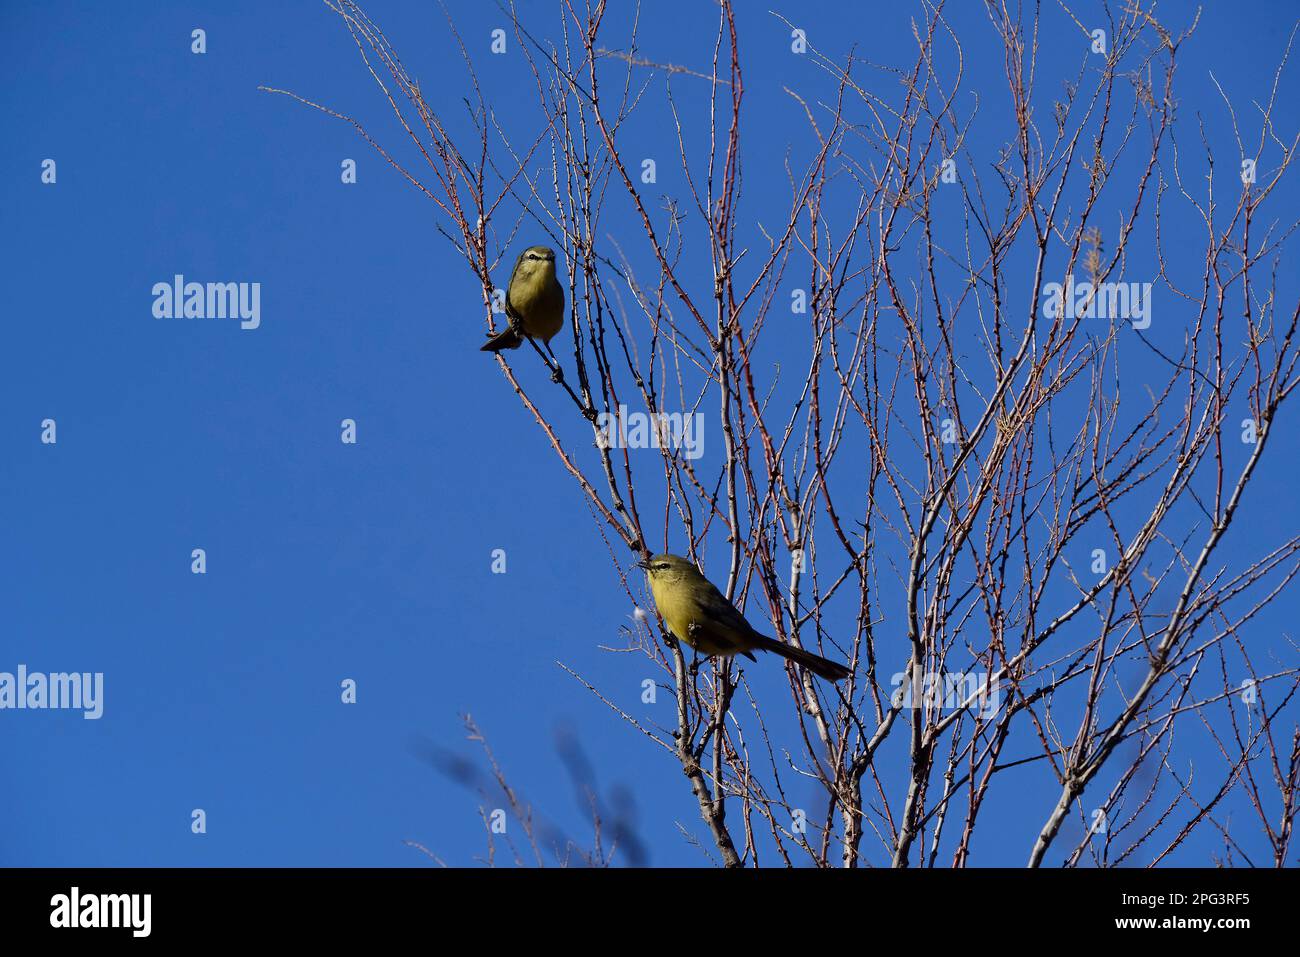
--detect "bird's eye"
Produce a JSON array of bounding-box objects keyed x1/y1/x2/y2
[{"x1": 656, "y1": 563, "x2": 669, "y2": 570}]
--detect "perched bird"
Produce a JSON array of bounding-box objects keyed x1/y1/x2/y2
[
  {"x1": 638, "y1": 553, "x2": 851, "y2": 683},
  {"x1": 481, "y1": 245, "x2": 565, "y2": 353}
]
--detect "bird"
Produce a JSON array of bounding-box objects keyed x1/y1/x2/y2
[
  {"x1": 638, "y1": 553, "x2": 851, "y2": 683},
  {"x1": 481, "y1": 245, "x2": 565, "y2": 353}
]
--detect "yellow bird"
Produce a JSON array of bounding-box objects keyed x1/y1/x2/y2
[
  {"x1": 638, "y1": 554, "x2": 851, "y2": 683},
  {"x1": 481, "y1": 245, "x2": 565, "y2": 353}
]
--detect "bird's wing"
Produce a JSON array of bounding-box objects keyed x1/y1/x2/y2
[
  {"x1": 691, "y1": 581, "x2": 761, "y2": 651},
  {"x1": 503, "y1": 252, "x2": 528, "y2": 321}
]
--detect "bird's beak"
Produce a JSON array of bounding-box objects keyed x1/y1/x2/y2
[{"x1": 635, "y1": 559, "x2": 651, "y2": 571}]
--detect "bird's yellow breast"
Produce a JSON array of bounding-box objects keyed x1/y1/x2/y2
[
  {"x1": 510, "y1": 266, "x2": 564, "y2": 341},
  {"x1": 649, "y1": 576, "x2": 696, "y2": 641},
  {"x1": 649, "y1": 575, "x2": 748, "y2": 656}
]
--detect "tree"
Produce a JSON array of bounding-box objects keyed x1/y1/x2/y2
[{"x1": 264, "y1": 0, "x2": 1300, "y2": 867}]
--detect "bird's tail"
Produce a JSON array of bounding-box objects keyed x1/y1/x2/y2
[
  {"x1": 481, "y1": 327, "x2": 523, "y2": 352},
  {"x1": 751, "y1": 634, "x2": 851, "y2": 683}
]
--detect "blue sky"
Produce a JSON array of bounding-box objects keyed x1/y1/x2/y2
[{"x1": 2, "y1": 1, "x2": 1297, "y2": 867}]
